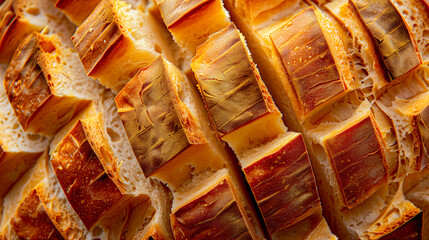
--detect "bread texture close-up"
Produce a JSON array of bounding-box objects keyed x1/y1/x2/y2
[{"x1": 0, "y1": 0, "x2": 428, "y2": 239}]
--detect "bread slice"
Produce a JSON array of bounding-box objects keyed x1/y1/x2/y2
[
  {"x1": 242, "y1": 133, "x2": 321, "y2": 237},
  {"x1": 191, "y1": 23, "x2": 285, "y2": 157},
  {"x1": 36, "y1": 158, "x2": 93, "y2": 239},
  {"x1": 115, "y1": 56, "x2": 227, "y2": 189},
  {"x1": 323, "y1": 0, "x2": 390, "y2": 95},
  {"x1": 269, "y1": 7, "x2": 354, "y2": 122},
  {"x1": 81, "y1": 92, "x2": 174, "y2": 239},
  {"x1": 49, "y1": 119, "x2": 127, "y2": 230},
  {"x1": 0, "y1": 63, "x2": 49, "y2": 199},
  {"x1": 351, "y1": 0, "x2": 422, "y2": 80},
  {"x1": 170, "y1": 169, "x2": 260, "y2": 240},
  {"x1": 302, "y1": 91, "x2": 423, "y2": 239},
  {"x1": 72, "y1": 0, "x2": 178, "y2": 93},
  {"x1": 4, "y1": 31, "x2": 104, "y2": 136},
  {"x1": 155, "y1": 0, "x2": 230, "y2": 54},
  {"x1": 54, "y1": 0, "x2": 101, "y2": 25},
  {"x1": 304, "y1": 92, "x2": 388, "y2": 208},
  {"x1": 0, "y1": 0, "x2": 77, "y2": 63},
  {"x1": 0, "y1": 152, "x2": 47, "y2": 235},
  {"x1": 390, "y1": 0, "x2": 429, "y2": 62},
  {"x1": 223, "y1": 0, "x2": 310, "y2": 133},
  {"x1": 376, "y1": 64, "x2": 429, "y2": 176},
  {"x1": 8, "y1": 188, "x2": 63, "y2": 239}
]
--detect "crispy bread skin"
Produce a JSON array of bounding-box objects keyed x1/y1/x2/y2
[
  {"x1": 170, "y1": 175, "x2": 252, "y2": 240},
  {"x1": 192, "y1": 23, "x2": 277, "y2": 137},
  {"x1": 323, "y1": 114, "x2": 388, "y2": 208},
  {"x1": 50, "y1": 120, "x2": 123, "y2": 230},
  {"x1": 4, "y1": 32, "x2": 90, "y2": 136},
  {"x1": 269, "y1": 7, "x2": 349, "y2": 120},
  {"x1": 243, "y1": 134, "x2": 320, "y2": 235},
  {"x1": 10, "y1": 189, "x2": 63, "y2": 240},
  {"x1": 0, "y1": 0, "x2": 44, "y2": 63},
  {"x1": 156, "y1": 0, "x2": 230, "y2": 53},
  {"x1": 115, "y1": 57, "x2": 193, "y2": 178},
  {"x1": 352, "y1": 0, "x2": 422, "y2": 80},
  {"x1": 54, "y1": 0, "x2": 101, "y2": 25},
  {"x1": 390, "y1": 0, "x2": 429, "y2": 62},
  {"x1": 72, "y1": 0, "x2": 177, "y2": 93},
  {"x1": 378, "y1": 211, "x2": 422, "y2": 240}
]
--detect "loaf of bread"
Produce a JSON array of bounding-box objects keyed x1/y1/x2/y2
[{"x1": 0, "y1": 0, "x2": 429, "y2": 239}]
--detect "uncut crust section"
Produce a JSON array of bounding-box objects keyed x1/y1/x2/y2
[
  {"x1": 50, "y1": 120, "x2": 123, "y2": 230},
  {"x1": 324, "y1": 114, "x2": 388, "y2": 208},
  {"x1": 269, "y1": 7, "x2": 347, "y2": 119},
  {"x1": 352, "y1": 0, "x2": 422, "y2": 80},
  {"x1": 115, "y1": 57, "x2": 191, "y2": 178},
  {"x1": 243, "y1": 134, "x2": 320, "y2": 235},
  {"x1": 156, "y1": 0, "x2": 230, "y2": 53},
  {"x1": 192, "y1": 23, "x2": 277, "y2": 137},
  {"x1": 10, "y1": 189, "x2": 63, "y2": 239},
  {"x1": 72, "y1": 0, "x2": 121, "y2": 78},
  {"x1": 170, "y1": 175, "x2": 251, "y2": 240},
  {"x1": 54, "y1": 0, "x2": 101, "y2": 25}
]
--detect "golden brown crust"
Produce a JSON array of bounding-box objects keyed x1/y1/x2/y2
[
  {"x1": 170, "y1": 177, "x2": 252, "y2": 240},
  {"x1": 324, "y1": 114, "x2": 388, "y2": 208},
  {"x1": 72, "y1": 0, "x2": 123, "y2": 76},
  {"x1": 378, "y1": 211, "x2": 422, "y2": 240},
  {"x1": 10, "y1": 189, "x2": 64, "y2": 239},
  {"x1": 157, "y1": 0, "x2": 211, "y2": 28},
  {"x1": 0, "y1": 0, "x2": 43, "y2": 63},
  {"x1": 156, "y1": 0, "x2": 230, "y2": 52},
  {"x1": 270, "y1": 7, "x2": 348, "y2": 119},
  {"x1": 351, "y1": 0, "x2": 422, "y2": 80},
  {"x1": 192, "y1": 23, "x2": 276, "y2": 136},
  {"x1": 243, "y1": 134, "x2": 320, "y2": 235},
  {"x1": 4, "y1": 32, "x2": 53, "y2": 131},
  {"x1": 55, "y1": 0, "x2": 101, "y2": 25},
  {"x1": 50, "y1": 120, "x2": 123, "y2": 230},
  {"x1": 4, "y1": 32, "x2": 90, "y2": 136},
  {"x1": 115, "y1": 57, "x2": 191, "y2": 177},
  {"x1": 324, "y1": 0, "x2": 390, "y2": 93},
  {"x1": 417, "y1": 105, "x2": 429, "y2": 171}
]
